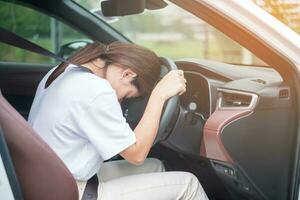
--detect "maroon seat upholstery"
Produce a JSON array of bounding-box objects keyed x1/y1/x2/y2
[{"x1": 0, "y1": 94, "x2": 78, "y2": 200}]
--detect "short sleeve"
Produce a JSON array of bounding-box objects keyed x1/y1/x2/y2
[{"x1": 76, "y1": 91, "x2": 136, "y2": 160}]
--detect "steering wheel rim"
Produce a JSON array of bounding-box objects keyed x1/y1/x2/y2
[{"x1": 154, "y1": 57, "x2": 179, "y2": 143}]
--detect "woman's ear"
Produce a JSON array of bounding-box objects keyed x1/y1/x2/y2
[{"x1": 121, "y1": 69, "x2": 137, "y2": 80}]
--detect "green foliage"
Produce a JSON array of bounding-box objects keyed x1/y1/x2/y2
[
  {"x1": 0, "y1": 1, "x2": 87, "y2": 63},
  {"x1": 0, "y1": 2, "x2": 50, "y2": 38},
  {"x1": 137, "y1": 39, "x2": 244, "y2": 64}
]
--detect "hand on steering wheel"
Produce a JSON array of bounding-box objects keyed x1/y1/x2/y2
[
  {"x1": 121, "y1": 57, "x2": 184, "y2": 144},
  {"x1": 153, "y1": 57, "x2": 185, "y2": 143},
  {"x1": 152, "y1": 70, "x2": 186, "y2": 100}
]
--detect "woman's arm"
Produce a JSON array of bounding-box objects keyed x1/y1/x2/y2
[{"x1": 120, "y1": 70, "x2": 186, "y2": 165}]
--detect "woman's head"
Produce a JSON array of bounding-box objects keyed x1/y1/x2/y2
[{"x1": 46, "y1": 41, "x2": 161, "y2": 100}]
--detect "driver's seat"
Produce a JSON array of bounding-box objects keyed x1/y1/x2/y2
[{"x1": 0, "y1": 91, "x2": 78, "y2": 199}]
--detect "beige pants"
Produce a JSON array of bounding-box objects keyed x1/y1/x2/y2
[{"x1": 77, "y1": 158, "x2": 208, "y2": 200}]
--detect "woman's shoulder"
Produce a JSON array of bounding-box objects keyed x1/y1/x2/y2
[
  {"x1": 74, "y1": 69, "x2": 113, "y2": 89},
  {"x1": 58, "y1": 67, "x2": 116, "y2": 101}
]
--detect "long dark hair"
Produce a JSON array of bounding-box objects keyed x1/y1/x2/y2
[{"x1": 45, "y1": 41, "x2": 161, "y2": 96}]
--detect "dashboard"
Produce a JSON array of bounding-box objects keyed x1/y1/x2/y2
[
  {"x1": 121, "y1": 58, "x2": 293, "y2": 200},
  {"x1": 180, "y1": 71, "x2": 211, "y2": 120},
  {"x1": 161, "y1": 58, "x2": 294, "y2": 200}
]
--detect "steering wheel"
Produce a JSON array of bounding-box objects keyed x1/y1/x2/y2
[
  {"x1": 154, "y1": 57, "x2": 179, "y2": 142},
  {"x1": 121, "y1": 57, "x2": 180, "y2": 144}
]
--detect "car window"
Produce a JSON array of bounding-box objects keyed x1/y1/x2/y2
[
  {"x1": 0, "y1": 1, "x2": 90, "y2": 64},
  {"x1": 74, "y1": 0, "x2": 266, "y2": 66}
]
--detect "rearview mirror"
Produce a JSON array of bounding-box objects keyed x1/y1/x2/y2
[
  {"x1": 101, "y1": 0, "x2": 168, "y2": 16},
  {"x1": 91, "y1": 9, "x2": 119, "y2": 23}
]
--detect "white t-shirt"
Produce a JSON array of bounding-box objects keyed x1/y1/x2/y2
[{"x1": 28, "y1": 64, "x2": 136, "y2": 181}]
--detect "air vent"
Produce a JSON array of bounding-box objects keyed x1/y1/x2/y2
[
  {"x1": 279, "y1": 89, "x2": 289, "y2": 99},
  {"x1": 220, "y1": 92, "x2": 252, "y2": 107}
]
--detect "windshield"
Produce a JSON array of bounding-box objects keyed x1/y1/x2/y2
[{"x1": 74, "y1": 0, "x2": 299, "y2": 66}]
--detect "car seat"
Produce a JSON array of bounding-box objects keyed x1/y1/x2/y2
[{"x1": 0, "y1": 90, "x2": 78, "y2": 199}]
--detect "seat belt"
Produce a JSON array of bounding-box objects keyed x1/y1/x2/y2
[
  {"x1": 0, "y1": 27, "x2": 66, "y2": 63},
  {"x1": 81, "y1": 174, "x2": 99, "y2": 200},
  {"x1": 0, "y1": 26, "x2": 99, "y2": 200},
  {"x1": 0, "y1": 26, "x2": 108, "y2": 79}
]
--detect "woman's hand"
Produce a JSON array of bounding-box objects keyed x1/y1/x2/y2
[{"x1": 152, "y1": 70, "x2": 187, "y2": 101}]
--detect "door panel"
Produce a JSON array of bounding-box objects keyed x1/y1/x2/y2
[{"x1": 0, "y1": 62, "x2": 53, "y2": 118}]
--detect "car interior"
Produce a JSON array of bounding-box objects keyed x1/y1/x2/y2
[{"x1": 0, "y1": 0, "x2": 299, "y2": 200}]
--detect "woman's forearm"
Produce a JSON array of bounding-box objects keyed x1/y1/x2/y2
[
  {"x1": 120, "y1": 90, "x2": 166, "y2": 164},
  {"x1": 134, "y1": 91, "x2": 165, "y2": 155}
]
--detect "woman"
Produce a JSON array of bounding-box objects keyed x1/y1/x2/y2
[{"x1": 28, "y1": 41, "x2": 208, "y2": 200}]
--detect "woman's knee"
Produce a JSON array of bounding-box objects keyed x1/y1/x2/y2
[
  {"x1": 145, "y1": 158, "x2": 165, "y2": 172},
  {"x1": 181, "y1": 172, "x2": 208, "y2": 200},
  {"x1": 181, "y1": 172, "x2": 200, "y2": 185}
]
